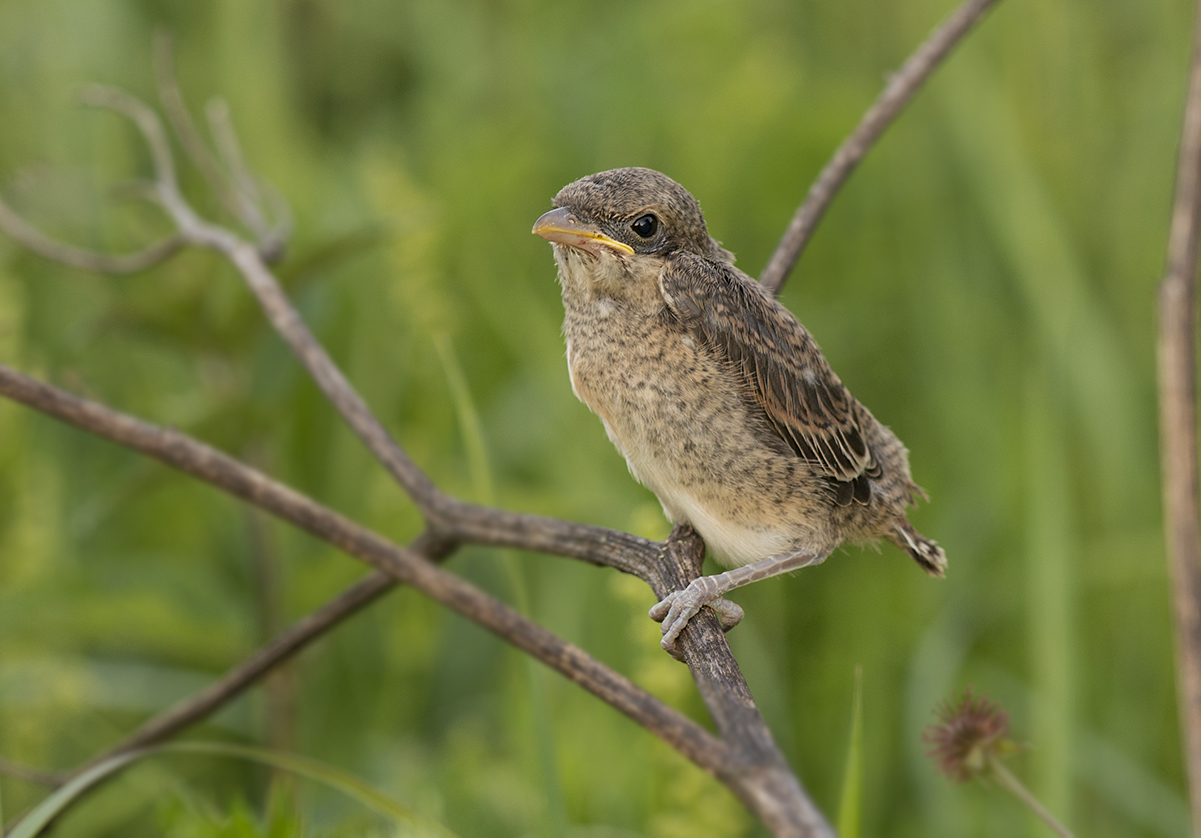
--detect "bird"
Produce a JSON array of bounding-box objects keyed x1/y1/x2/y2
[{"x1": 532, "y1": 167, "x2": 945, "y2": 653}]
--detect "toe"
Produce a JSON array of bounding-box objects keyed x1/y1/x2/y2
[
  {"x1": 660, "y1": 598, "x2": 701, "y2": 644},
  {"x1": 708, "y1": 597, "x2": 745, "y2": 632},
  {"x1": 648, "y1": 591, "x2": 679, "y2": 622}
]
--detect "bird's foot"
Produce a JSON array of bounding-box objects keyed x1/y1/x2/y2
[{"x1": 648, "y1": 576, "x2": 744, "y2": 658}]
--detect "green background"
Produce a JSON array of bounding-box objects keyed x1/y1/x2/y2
[{"x1": 0, "y1": 0, "x2": 1186, "y2": 835}]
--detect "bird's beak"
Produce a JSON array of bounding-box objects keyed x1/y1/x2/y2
[{"x1": 532, "y1": 207, "x2": 635, "y2": 256}]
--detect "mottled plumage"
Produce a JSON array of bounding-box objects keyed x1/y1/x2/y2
[{"x1": 533, "y1": 167, "x2": 944, "y2": 651}]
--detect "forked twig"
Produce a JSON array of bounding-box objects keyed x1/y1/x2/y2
[
  {"x1": 153, "y1": 31, "x2": 288, "y2": 259},
  {"x1": 759, "y1": 0, "x2": 1002, "y2": 295}
]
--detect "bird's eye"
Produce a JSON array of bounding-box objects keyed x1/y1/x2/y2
[{"x1": 630, "y1": 214, "x2": 659, "y2": 239}]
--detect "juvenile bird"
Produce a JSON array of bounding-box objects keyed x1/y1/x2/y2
[{"x1": 533, "y1": 167, "x2": 945, "y2": 652}]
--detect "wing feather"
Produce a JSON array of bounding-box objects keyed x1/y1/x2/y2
[{"x1": 659, "y1": 252, "x2": 875, "y2": 494}]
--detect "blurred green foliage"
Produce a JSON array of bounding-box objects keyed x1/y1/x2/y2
[{"x1": 0, "y1": 0, "x2": 1187, "y2": 835}]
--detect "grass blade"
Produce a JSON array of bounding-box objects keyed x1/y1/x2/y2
[
  {"x1": 6, "y1": 741, "x2": 457, "y2": 838},
  {"x1": 837, "y1": 665, "x2": 864, "y2": 838}
]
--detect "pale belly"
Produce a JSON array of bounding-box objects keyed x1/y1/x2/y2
[{"x1": 565, "y1": 318, "x2": 825, "y2": 567}]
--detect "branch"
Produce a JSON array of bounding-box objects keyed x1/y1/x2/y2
[
  {"x1": 80, "y1": 85, "x2": 180, "y2": 198},
  {"x1": 0, "y1": 0, "x2": 1008, "y2": 821},
  {"x1": 655, "y1": 527, "x2": 834, "y2": 835},
  {"x1": 1160, "y1": 0, "x2": 1201, "y2": 830},
  {"x1": 759, "y1": 0, "x2": 1002, "y2": 295}
]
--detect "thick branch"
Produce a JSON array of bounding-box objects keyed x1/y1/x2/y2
[
  {"x1": 658, "y1": 527, "x2": 834, "y2": 836},
  {"x1": 759, "y1": 0, "x2": 1002, "y2": 295},
  {"x1": 1160, "y1": 0, "x2": 1201, "y2": 831}
]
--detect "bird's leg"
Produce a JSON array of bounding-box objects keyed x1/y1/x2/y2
[{"x1": 649, "y1": 549, "x2": 830, "y2": 654}]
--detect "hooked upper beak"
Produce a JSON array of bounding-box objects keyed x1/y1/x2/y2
[{"x1": 532, "y1": 207, "x2": 635, "y2": 256}]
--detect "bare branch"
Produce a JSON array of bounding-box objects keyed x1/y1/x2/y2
[
  {"x1": 259, "y1": 179, "x2": 295, "y2": 257},
  {"x1": 1159, "y1": 0, "x2": 1201, "y2": 830},
  {"x1": 759, "y1": 0, "x2": 1002, "y2": 295},
  {"x1": 3, "y1": 44, "x2": 1053, "y2": 824},
  {"x1": 0, "y1": 193, "x2": 183, "y2": 272}
]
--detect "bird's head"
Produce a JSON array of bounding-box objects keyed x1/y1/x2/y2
[{"x1": 533, "y1": 168, "x2": 732, "y2": 267}]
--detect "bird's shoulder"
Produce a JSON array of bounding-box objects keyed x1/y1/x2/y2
[{"x1": 657, "y1": 251, "x2": 876, "y2": 494}]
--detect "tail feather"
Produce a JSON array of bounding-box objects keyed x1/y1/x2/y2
[{"x1": 889, "y1": 520, "x2": 946, "y2": 578}]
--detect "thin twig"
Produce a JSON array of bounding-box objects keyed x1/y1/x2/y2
[
  {"x1": 0, "y1": 194, "x2": 183, "y2": 273},
  {"x1": 152, "y1": 34, "x2": 246, "y2": 227},
  {"x1": 205, "y1": 99, "x2": 266, "y2": 222},
  {"x1": 80, "y1": 85, "x2": 179, "y2": 199},
  {"x1": 1159, "y1": 0, "x2": 1201, "y2": 831},
  {"x1": 0, "y1": 757, "x2": 63, "y2": 789},
  {"x1": 206, "y1": 99, "x2": 290, "y2": 262},
  {"x1": 759, "y1": 0, "x2": 1002, "y2": 295},
  {"x1": 153, "y1": 32, "x2": 286, "y2": 259},
  {"x1": 72, "y1": 568, "x2": 401, "y2": 778}
]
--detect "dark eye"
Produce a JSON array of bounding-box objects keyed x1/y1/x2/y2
[{"x1": 630, "y1": 213, "x2": 659, "y2": 239}]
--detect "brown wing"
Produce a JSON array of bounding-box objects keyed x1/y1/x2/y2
[{"x1": 659, "y1": 251, "x2": 876, "y2": 503}]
